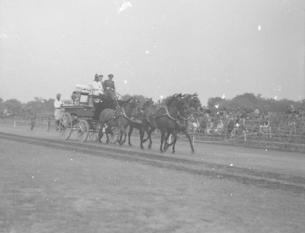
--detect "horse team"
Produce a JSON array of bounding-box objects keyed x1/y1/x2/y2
[{"x1": 94, "y1": 93, "x2": 198, "y2": 153}]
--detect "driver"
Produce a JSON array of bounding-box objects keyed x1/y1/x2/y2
[{"x1": 103, "y1": 74, "x2": 116, "y2": 100}]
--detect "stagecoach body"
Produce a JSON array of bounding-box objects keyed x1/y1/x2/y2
[{"x1": 60, "y1": 90, "x2": 100, "y2": 142}]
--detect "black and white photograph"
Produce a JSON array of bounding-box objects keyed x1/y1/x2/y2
[{"x1": 0, "y1": 0, "x2": 305, "y2": 232}]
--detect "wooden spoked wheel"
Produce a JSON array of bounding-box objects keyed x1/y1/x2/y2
[
  {"x1": 60, "y1": 112, "x2": 73, "y2": 140},
  {"x1": 77, "y1": 119, "x2": 90, "y2": 143}
]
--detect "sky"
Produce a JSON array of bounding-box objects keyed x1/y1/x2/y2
[{"x1": 0, "y1": 0, "x2": 304, "y2": 105}]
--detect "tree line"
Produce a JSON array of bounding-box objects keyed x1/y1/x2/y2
[
  {"x1": 207, "y1": 93, "x2": 305, "y2": 115},
  {"x1": 0, "y1": 97, "x2": 54, "y2": 119},
  {"x1": 0, "y1": 93, "x2": 305, "y2": 119}
]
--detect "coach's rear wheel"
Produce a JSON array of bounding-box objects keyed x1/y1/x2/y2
[
  {"x1": 61, "y1": 112, "x2": 73, "y2": 140},
  {"x1": 77, "y1": 119, "x2": 90, "y2": 143}
]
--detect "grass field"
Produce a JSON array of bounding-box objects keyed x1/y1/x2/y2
[{"x1": 0, "y1": 126, "x2": 305, "y2": 233}]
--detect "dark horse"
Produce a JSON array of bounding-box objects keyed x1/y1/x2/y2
[
  {"x1": 120, "y1": 98, "x2": 152, "y2": 149},
  {"x1": 162, "y1": 115, "x2": 196, "y2": 154},
  {"x1": 94, "y1": 95, "x2": 132, "y2": 144},
  {"x1": 142, "y1": 94, "x2": 195, "y2": 153},
  {"x1": 101, "y1": 97, "x2": 151, "y2": 149}
]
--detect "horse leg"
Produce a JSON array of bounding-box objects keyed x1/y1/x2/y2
[
  {"x1": 118, "y1": 129, "x2": 123, "y2": 145},
  {"x1": 184, "y1": 131, "x2": 195, "y2": 153},
  {"x1": 128, "y1": 126, "x2": 133, "y2": 146},
  {"x1": 122, "y1": 124, "x2": 129, "y2": 144},
  {"x1": 105, "y1": 126, "x2": 112, "y2": 144},
  {"x1": 119, "y1": 127, "x2": 127, "y2": 145},
  {"x1": 97, "y1": 123, "x2": 104, "y2": 143},
  {"x1": 171, "y1": 132, "x2": 178, "y2": 154},
  {"x1": 142, "y1": 126, "x2": 150, "y2": 143},
  {"x1": 117, "y1": 123, "x2": 124, "y2": 145},
  {"x1": 139, "y1": 128, "x2": 144, "y2": 149},
  {"x1": 148, "y1": 127, "x2": 154, "y2": 149},
  {"x1": 164, "y1": 131, "x2": 177, "y2": 153},
  {"x1": 122, "y1": 128, "x2": 127, "y2": 144},
  {"x1": 160, "y1": 130, "x2": 165, "y2": 152},
  {"x1": 106, "y1": 132, "x2": 109, "y2": 144},
  {"x1": 163, "y1": 131, "x2": 171, "y2": 152}
]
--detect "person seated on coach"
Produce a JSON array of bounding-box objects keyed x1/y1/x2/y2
[
  {"x1": 103, "y1": 73, "x2": 116, "y2": 100},
  {"x1": 91, "y1": 73, "x2": 104, "y2": 96}
]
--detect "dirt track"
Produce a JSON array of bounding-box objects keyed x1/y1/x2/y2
[{"x1": 0, "y1": 126, "x2": 305, "y2": 232}]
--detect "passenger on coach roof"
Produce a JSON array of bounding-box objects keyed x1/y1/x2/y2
[{"x1": 91, "y1": 74, "x2": 104, "y2": 96}]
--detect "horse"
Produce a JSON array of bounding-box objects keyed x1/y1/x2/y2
[
  {"x1": 96, "y1": 96, "x2": 132, "y2": 144},
  {"x1": 118, "y1": 97, "x2": 148, "y2": 149},
  {"x1": 142, "y1": 94, "x2": 195, "y2": 153},
  {"x1": 138, "y1": 99, "x2": 158, "y2": 149},
  {"x1": 162, "y1": 114, "x2": 196, "y2": 153},
  {"x1": 120, "y1": 104, "x2": 148, "y2": 149},
  {"x1": 100, "y1": 97, "x2": 151, "y2": 149},
  {"x1": 126, "y1": 118, "x2": 148, "y2": 149}
]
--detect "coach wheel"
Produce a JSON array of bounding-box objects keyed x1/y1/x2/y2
[
  {"x1": 61, "y1": 112, "x2": 73, "y2": 140},
  {"x1": 77, "y1": 119, "x2": 90, "y2": 143}
]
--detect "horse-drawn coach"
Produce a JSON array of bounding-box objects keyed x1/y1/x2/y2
[
  {"x1": 59, "y1": 86, "x2": 198, "y2": 153},
  {"x1": 59, "y1": 85, "x2": 101, "y2": 142}
]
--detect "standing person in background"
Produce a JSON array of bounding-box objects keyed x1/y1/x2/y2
[
  {"x1": 47, "y1": 115, "x2": 52, "y2": 132},
  {"x1": 29, "y1": 111, "x2": 36, "y2": 131},
  {"x1": 54, "y1": 93, "x2": 63, "y2": 131},
  {"x1": 103, "y1": 74, "x2": 116, "y2": 100}
]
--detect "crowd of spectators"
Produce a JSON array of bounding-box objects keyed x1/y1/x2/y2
[{"x1": 196, "y1": 107, "x2": 305, "y2": 143}]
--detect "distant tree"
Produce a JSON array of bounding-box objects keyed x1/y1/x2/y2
[
  {"x1": 301, "y1": 99, "x2": 305, "y2": 110},
  {"x1": 229, "y1": 93, "x2": 259, "y2": 112},
  {"x1": 206, "y1": 93, "x2": 305, "y2": 114},
  {"x1": 207, "y1": 97, "x2": 225, "y2": 110},
  {"x1": 45, "y1": 98, "x2": 55, "y2": 113},
  {"x1": 24, "y1": 97, "x2": 54, "y2": 118},
  {"x1": 2, "y1": 99, "x2": 23, "y2": 117}
]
